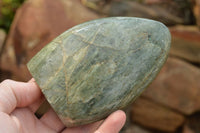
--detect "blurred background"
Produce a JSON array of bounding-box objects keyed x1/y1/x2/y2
[{"x1": 0, "y1": 0, "x2": 200, "y2": 132}]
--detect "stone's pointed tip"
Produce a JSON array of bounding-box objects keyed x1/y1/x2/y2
[{"x1": 27, "y1": 17, "x2": 171, "y2": 127}]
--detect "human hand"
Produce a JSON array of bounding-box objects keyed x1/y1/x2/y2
[{"x1": 0, "y1": 79, "x2": 126, "y2": 133}]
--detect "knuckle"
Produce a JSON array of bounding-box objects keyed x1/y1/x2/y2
[
  {"x1": 0, "y1": 79, "x2": 14, "y2": 89},
  {"x1": 1, "y1": 79, "x2": 13, "y2": 84}
]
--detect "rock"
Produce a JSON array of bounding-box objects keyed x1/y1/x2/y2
[
  {"x1": 183, "y1": 126, "x2": 195, "y2": 133},
  {"x1": 0, "y1": 29, "x2": 6, "y2": 52},
  {"x1": 0, "y1": 29, "x2": 9, "y2": 82},
  {"x1": 142, "y1": 57, "x2": 200, "y2": 115},
  {"x1": 183, "y1": 112, "x2": 200, "y2": 133},
  {"x1": 82, "y1": 0, "x2": 195, "y2": 25},
  {"x1": 0, "y1": 0, "x2": 100, "y2": 81},
  {"x1": 122, "y1": 124, "x2": 152, "y2": 133},
  {"x1": 0, "y1": 70, "x2": 12, "y2": 82},
  {"x1": 27, "y1": 17, "x2": 171, "y2": 127},
  {"x1": 170, "y1": 25, "x2": 200, "y2": 64},
  {"x1": 131, "y1": 97, "x2": 185, "y2": 132},
  {"x1": 194, "y1": 0, "x2": 200, "y2": 28},
  {"x1": 144, "y1": 0, "x2": 168, "y2": 4}
]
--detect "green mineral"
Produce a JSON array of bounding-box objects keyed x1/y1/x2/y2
[{"x1": 27, "y1": 17, "x2": 171, "y2": 127}]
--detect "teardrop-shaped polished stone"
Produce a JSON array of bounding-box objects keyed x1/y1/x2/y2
[{"x1": 27, "y1": 17, "x2": 171, "y2": 127}]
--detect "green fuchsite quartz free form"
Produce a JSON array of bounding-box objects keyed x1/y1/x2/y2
[{"x1": 27, "y1": 17, "x2": 171, "y2": 127}]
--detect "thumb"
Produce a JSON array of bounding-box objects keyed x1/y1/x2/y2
[{"x1": 95, "y1": 110, "x2": 126, "y2": 133}]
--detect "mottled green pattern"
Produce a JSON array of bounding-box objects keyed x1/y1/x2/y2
[{"x1": 27, "y1": 17, "x2": 171, "y2": 127}]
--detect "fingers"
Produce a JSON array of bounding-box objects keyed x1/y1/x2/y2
[
  {"x1": 11, "y1": 108, "x2": 56, "y2": 133},
  {"x1": 62, "y1": 110, "x2": 126, "y2": 133},
  {"x1": 28, "y1": 96, "x2": 45, "y2": 112},
  {"x1": 0, "y1": 112, "x2": 19, "y2": 133},
  {"x1": 62, "y1": 120, "x2": 103, "y2": 133},
  {"x1": 40, "y1": 108, "x2": 65, "y2": 132},
  {"x1": 0, "y1": 79, "x2": 42, "y2": 114},
  {"x1": 94, "y1": 110, "x2": 126, "y2": 133}
]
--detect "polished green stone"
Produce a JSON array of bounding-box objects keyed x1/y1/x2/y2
[{"x1": 27, "y1": 17, "x2": 171, "y2": 127}]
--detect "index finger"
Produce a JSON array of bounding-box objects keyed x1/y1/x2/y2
[{"x1": 0, "y1": 79, "x2": 42, "y2": 114}]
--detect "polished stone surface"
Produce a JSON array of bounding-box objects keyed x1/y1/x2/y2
[{"x1": 27, "y1": 17, "x2": 171, "y2": 127}]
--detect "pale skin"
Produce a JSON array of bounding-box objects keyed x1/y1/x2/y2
[{"x1": 0, "y1": 79, "x2": 126, "y2": 133}]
